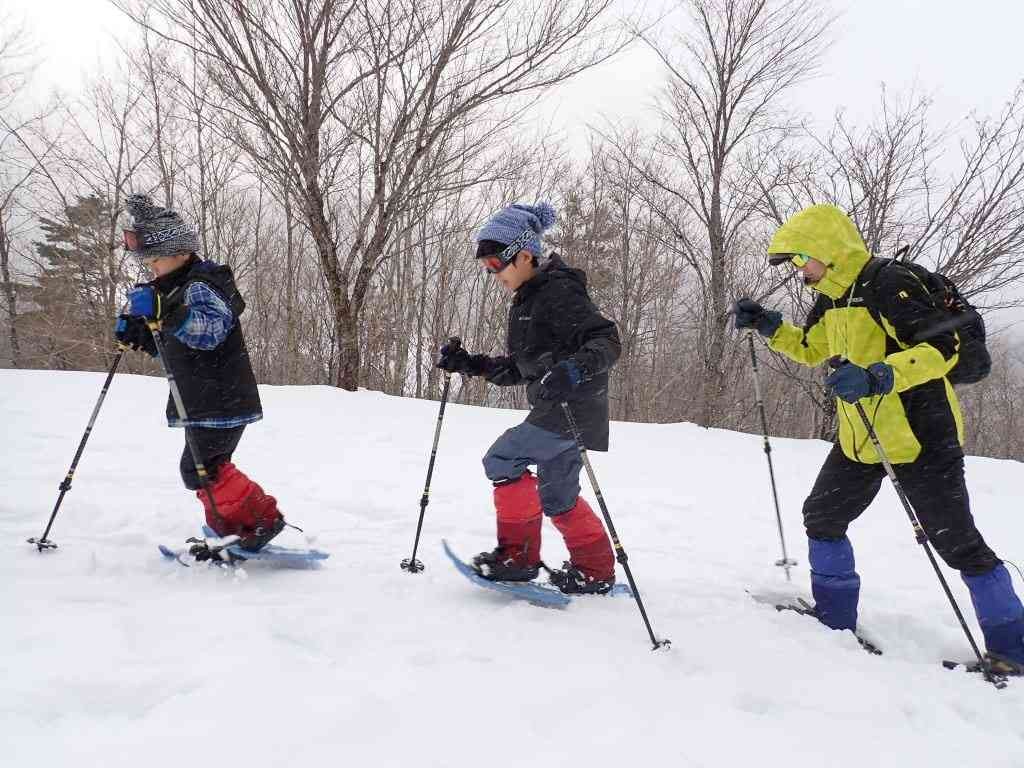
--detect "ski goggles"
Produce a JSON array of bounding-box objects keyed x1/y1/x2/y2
[
  {"x1": 768, "y1": 252, "x2": 811, "y2": 268},
  {"x1": 478, "y1": 229, "x2": 536, "y2": 274},
  {"x1": 480, "y1": 255, "x2": 508, "y2": 274},
  {"x1": 123, "y1": 229, "x2": 142, "y2": 252}
]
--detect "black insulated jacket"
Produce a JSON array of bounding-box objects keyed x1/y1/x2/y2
[{"x1": 484, "y1": 256, "x2": 620, "y2": 450}]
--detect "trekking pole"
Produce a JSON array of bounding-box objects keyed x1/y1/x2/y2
[
  {"x1": 747, "y1": 332, "x2": 797, "y2": 580},
  {"x1": 28, "y1": 348, "x2": 126, "y2": 551},
  {"x1": 400, "y1": 338, "x2": 458, "y2": 573},
  {"x1": 560, "y1": 402, "x2": 670, "y2": 651},
  {"x1": 828, "y1": 356, "x2": 1004, "y2": 689},
  {"x1": 146, "y1": 320, "x2": 227, "y2": 533}
]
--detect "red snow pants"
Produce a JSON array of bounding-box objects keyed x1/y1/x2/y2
[
  {"x1": 494, "y1": 472, "x2": 544, "y2": 566},
  {"x1": 551, "y1": 497, "x2": 615, "y2": 581},
  {"x1": 494, "y1": 472, "x2": 614, "y2": 580}
]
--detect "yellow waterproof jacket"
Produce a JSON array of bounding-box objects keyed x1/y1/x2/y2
[{"x1": 766, "y1": 205, "x2": 963, "y2": 464}]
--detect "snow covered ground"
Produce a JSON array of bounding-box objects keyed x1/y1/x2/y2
[{"x1": 3, "y1": 368, "x2": 1024, "y2": 767}]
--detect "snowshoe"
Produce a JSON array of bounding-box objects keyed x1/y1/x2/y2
[
  {"x1": 470, "y1": 548, "x2": 540, "y2": 582},
  {"x1": 750, "y1": 592, "x2": 882, "y2": 655},
  {"x1": 941, "y1": 654, "x2": 1013, "y2": 688},
  {"x1": 548, "y1": 561, "x2": 615, "y2": 595},
  {"x1": 944, "y1": 653, "x2": 1022, "y2": 677}
]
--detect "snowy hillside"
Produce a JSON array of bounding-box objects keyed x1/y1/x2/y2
[{"x1": 3, "y1": 369, "x2": 1024, "y2": 767}]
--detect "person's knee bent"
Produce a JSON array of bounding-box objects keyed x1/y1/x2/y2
[
  {"x1": 932, "y1": 531, "x2": 1000, "y2": 576},
  {"x1": 482, "y1": 428, "x2": 532, "y2": 483},
  {"x1": 482, "y1": 451, "x2": 528, "y2": 484}
]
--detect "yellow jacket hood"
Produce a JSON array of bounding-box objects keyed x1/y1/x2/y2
[{"x1": 767, "y1": 205, "x2": 871, "y2": 299}]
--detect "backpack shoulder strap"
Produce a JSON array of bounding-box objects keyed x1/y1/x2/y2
[
  {"x1": 857, "y1": 256, "x2": 892, "y2": 292},
  {"x1": 856, "y1": 256, "x2": 925, "y2": 346},
  {"x1": 855, "y1": 257, "x2": 892, "y2": 328}
]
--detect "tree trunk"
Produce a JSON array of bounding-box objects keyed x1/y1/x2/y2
[
  {"x1": 336, "y1": 305, "x2": 360, "y2": 391},
  {"x1": 700, "y1": 182, "x2": 728, "y2": 427},
  {"x1": 281, "y1": 195, "x2": 296, "y2": 384},
  {"x1": 0, "y1": 214, "x2": 20, "y2": 367}
]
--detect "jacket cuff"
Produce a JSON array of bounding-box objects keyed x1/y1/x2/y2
[{"x1": 467, "y1": 353, "x2": 493, "y2": 377}]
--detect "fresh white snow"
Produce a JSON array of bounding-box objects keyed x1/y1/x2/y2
[{"x1": 2, "y1": 369, "x2": 1023, "y2": 767}]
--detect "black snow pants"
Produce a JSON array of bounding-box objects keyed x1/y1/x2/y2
[
  {"x1": 179, "y1": 425, "x2": 246, "y2": 491},
  {"x1": 802, "y1": 443, "x2": 999, "y2": 576}
]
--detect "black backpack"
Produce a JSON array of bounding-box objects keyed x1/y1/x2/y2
[{"x1": 859, "y1": 254, "x2": 991, "y2": 385}]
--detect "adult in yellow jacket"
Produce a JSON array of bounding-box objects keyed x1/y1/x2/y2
[{"x1": 734, "y1": 204, "x2": 1024, "y2": 671}]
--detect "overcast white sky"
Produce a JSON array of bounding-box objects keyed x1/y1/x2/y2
[
  {"x1": 7, "y1": 0, "x2": 1023, "y2": 142},
  {"x1": 4, "y1": 0, "x2": 1024, "y2": 334}
]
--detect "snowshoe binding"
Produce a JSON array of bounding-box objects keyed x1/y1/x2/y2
[
  {"x1": 771, "y1": 596, "x2": 882, "y2": 655},
  {"x1": 195, "y1": 514, "x2": 286, "y2": 561},
  {"x1": 944, "y1": 653, "x2": 1021, "y2": 678},
  {"x1": 186, "y1": 534, "x2": 245, "y2": 565},
  {"x1": 987, "y1": 653, "x2": 1024, "y2": 676},
  {"x1": 548, "y1": 561, "x2": 615, "y2": 595},
  {"x1": 470, "y1": 548, "x2": 540, "y2": 582}
]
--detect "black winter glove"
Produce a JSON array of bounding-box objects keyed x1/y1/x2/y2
[
  {"x1": 537, "y1": 359, "x2": 583, "y2": 401},
  {"x1": 114, "y1": 314, "x2": 158, "y2": 356},
  {"x1": 436, "y1": 337, "x2": 491, "y2": 377},
  {"x1": 437, "y1": 337, "x2": 468, "y2": 373},
  {"x1": 733, "y1": 297, "x2": 783, "y2": 338}
]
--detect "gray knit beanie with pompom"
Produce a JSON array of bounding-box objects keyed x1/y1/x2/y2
[
  {"x1": 123, "y1": 194, "x2": 201, "y2": 260},
  {"x1": 475, "y1": 201, "x2": 557, "y2": 259}
]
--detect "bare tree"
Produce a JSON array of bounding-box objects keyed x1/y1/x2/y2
[
  {"x1": 0, "y1": 10, "x2": 33, "y2": 112},
  {"x1": 116, "y1": 0, "x2": 624, "y2": 389},
  {"x1": 0, "y1": 14, "x2": 40, "y2": 367},
  {"x1": 812, "y1": 89, "x2": 938, "y2": 253},
  {"x1": 911, "y1": 85, "x2": 1024, "y2": 307},
  {"x1": 634, "y1": 0, "x2": 832, "y2": 426}
]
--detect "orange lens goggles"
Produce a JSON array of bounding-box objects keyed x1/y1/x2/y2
[
  {"x1": 481, "y1": 255, "x2": 508, "y2": 274},
  {"x1": 123, "y1": 229, "x2": 141, "y2": 252}
]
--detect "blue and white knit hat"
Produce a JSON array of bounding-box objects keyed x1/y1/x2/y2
[
  {"x1": 475, "y1": 201, "x2": 557, "y2": 260},
  {"x1": 123, "y1": 194, "x2": 201, "y2": 260}
]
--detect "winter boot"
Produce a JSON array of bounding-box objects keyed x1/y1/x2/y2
[
  {"x1": 964, "y1": 564, "x2": 1024, "y2": 667},
  {"x1": 550, "y1": 497, "x2": 615, "y2": 584},
  {"x1": 549, "y1": 561, "x2": 614, "y2": 595},
  {"x1": 471, "y1": 549, "x2": 541, "y2": 582},
  {"x1": 472, "y1": 472, "x2": 543, "y2": 582},
  {"x1": 236, "y1": 514, "x2": 286, "y2": 552},
  {"x1": 808, "y1": 536, "x2": 860, "y2": 631},
  {"x1": 983, "y1": 654, "x2": 1024, "y2": 676},
  {"x1": 197, "y1": 462, "x2": 285, "y2": 552}
]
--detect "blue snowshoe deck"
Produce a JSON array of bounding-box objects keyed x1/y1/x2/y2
[
  {"x1": 443, "y1": 540, "x2": 631, "y2": 608},
  {"x1": 158, "y1": 527, "x2": 329, "y2": 568},
  {"x1": 200, "y1": 525, "x2": 328, "y2": 563}
]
